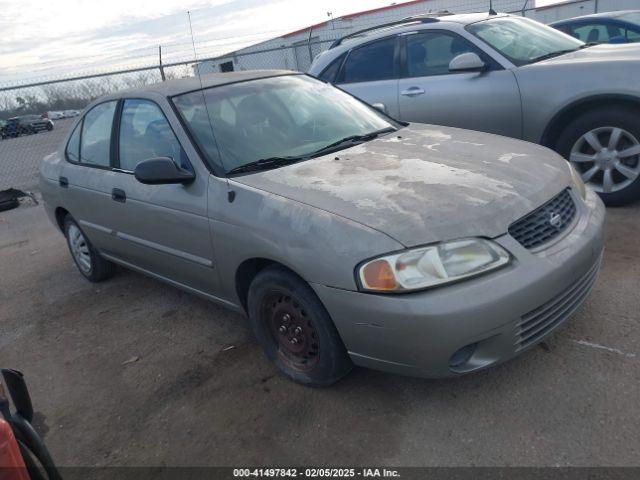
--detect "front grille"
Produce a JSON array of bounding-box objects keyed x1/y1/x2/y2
[
  {"x1": 516, "y1": 257, "x2": 601, "y2": 351},
  {"x1": 509, "y1": 189, "x2": 577, "y2": 250}
]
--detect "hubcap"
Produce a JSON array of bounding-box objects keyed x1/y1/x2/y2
[
  {"x1": 262, "y1": 292, "x2": 319, "y2": 371},
  {"x1": 67, "y1": 224, "x2": 92, "y2": 274},
  {"x1": 569, "y1": 126, "x2": 640, "y2": 194}
]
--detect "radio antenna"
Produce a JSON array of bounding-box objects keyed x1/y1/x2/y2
[
  {"x1": 187, "y1": 10, "x2": 233, "y2": 199},
  {"x1": 489, "y1": 0, "x2": 497, "y2": 15}
]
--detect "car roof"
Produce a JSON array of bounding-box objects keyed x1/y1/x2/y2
[
  {"x1": 105, "y1": 70, "x2": 298, "y2": 99},
  {"x1": 330, "y1": 12, "x2": 510, "y2": 48},
  {"x1": 550, "y1": 10, "x2": 639, "y2": 25}
]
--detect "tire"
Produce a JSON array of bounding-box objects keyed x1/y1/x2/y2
[
  {"x1": 247, "y1": 266, "x2": 352, "y2": 387},
  {"x1": 555, "y1": 106, "x2": 640, "y2": 206},
  {"x1": 63, "y1": 216, "x2": 114, "y2": 282}
]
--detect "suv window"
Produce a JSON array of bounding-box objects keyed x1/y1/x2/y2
[
  {"x1": 405, "y1": 31, "x2": 480, "y2": 77},
  {"x1": 340, "y1": 37, "x2": 397, "y2": 84},
  {"x1": 119, "y1": 99, "x2": 188, "y2": 171},
  {"x1": 572, "y1": 23, "x2": 624, "y2": 43},
  {"x1": 626, "y1": 28, "x2": 640, "y2": 42},
  {"x1": 80, "y1": 101, "x2": 116, "y2": 167},
  {"x1": 317, "y1": 54, "x2": 345, "y2": 83}
]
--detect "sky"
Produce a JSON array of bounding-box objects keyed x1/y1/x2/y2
[{"x1": 0, "y1": 0, "x2": 563, "y2": 85}]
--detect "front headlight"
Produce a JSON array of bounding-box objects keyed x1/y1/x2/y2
[
  {"x1": 569, "y1": 164, "x2": 586, "y2": 200},
  {"x1": 357, "y1": 238, "x2": 511, "y2": 293}
]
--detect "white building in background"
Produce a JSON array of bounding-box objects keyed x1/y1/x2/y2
[{"x1": 194, "y1": 0, "x2": 637, "y2": 74}]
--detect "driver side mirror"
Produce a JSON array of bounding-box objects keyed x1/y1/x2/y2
[
  {"x1": 134, "y1": 157, "x2": 195, "y2": 185},
  {"x1": 449, "y1": 52, "x2": 486, "y2": 73}
]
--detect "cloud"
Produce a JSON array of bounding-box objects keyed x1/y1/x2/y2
[{"x1": 1, "y1": 0, "x2": 563, "y2": 83}]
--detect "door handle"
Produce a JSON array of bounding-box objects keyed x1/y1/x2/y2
[
  {"x1": 111, "y1": 188, "x2": 126, "y2": 203},
  {"x1": 400, "y1": 87, "x2": 425, "y2": 97},
  {"x1": 58, "y1": 176, "x2": 68, "y2": 188}
]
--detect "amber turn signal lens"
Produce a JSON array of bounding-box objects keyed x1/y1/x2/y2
[{"x1": 361, "y1": 259, "x2": 398, "y2": 291}]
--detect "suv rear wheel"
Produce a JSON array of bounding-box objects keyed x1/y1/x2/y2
[{"x1": 556, "y1": 107, "x2": 640, "y2": 206}]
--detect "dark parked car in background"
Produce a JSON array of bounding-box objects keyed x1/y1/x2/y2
[
  {"x1": 550, "y1": 10, "x2": 640, "y2": 44},
  {"x1": 3, "y1": 115, "x2": 54, "y2": 137},
  {"x1": 0, "y1": 119, "x2": 7, "y2": 139}
]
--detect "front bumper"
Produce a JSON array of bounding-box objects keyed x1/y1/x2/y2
[{"x1": 311, "y1": 188, "x2": 606, "y2": 378}]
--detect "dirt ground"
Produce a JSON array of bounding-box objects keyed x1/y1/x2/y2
[{"x1": 0, "y1": 199, "x2": 638, "y2": 467}]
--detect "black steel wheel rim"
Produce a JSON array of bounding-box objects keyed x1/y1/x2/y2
[{"x1": 261, "y1": 291, "x2": 320, "y2": 371}]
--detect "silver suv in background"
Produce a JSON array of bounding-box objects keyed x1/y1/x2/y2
[{"x1": 309, "y1": 12, "x2": 640, "y2": 206}]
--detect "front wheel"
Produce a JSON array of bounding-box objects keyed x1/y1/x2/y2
[
  {"x1": 64, "y1": 216, "x2": 114, "y2": 282},
  {"x1": 247, "y1": 266, "x2": 352, "y2": 387},
  {"x1": 556, "y1": 107, "x2": 640, "y2": 206}
]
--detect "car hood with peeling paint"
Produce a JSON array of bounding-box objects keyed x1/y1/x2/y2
[{"x1": 231, "y1": 124, "x2": 573, "y2": 247}]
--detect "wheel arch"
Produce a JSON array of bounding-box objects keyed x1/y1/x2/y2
[
  {"x1": 54, "y1": 207, "x2": 70, "y2": 232},
  {"x1": 235, "y1": 257, "x2": 308, "y2": 314},
  {"x1": 541, "y1": 94, "x2": 640, "y2": 149}
]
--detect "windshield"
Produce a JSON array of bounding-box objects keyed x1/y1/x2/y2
[
  {"x1": 172, "y1": 75, "x2": 396, "y2": 174},
  {"x1": 467, "y1": 17, "x2": 584, "y2": 66},
  {"x1": 617, "y1": 12, "x2": 640, "y2": 26}
]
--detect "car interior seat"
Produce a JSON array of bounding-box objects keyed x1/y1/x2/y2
[{"x1": 587, "y1": 28, "x2": 601, "y2": 43}]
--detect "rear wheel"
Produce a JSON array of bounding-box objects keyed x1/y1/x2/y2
[
  {"x1": 556, "y1": 107, "x2": 640, "y2": 206},
  {"x1": 64, "y1": 216, "x2": 114, "y2": 282},
  {"x1": 247, "y1": 266, "x2": 352, "y2": 387}
]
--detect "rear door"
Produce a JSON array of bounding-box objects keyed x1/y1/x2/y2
[
  {"x1": 333, "y1": 36, "x2": 401, "y2": 118},
  {"x1": 60, "y1": 100, "x2": 122, "y2": 254},
  {"x1": 397, "y1": 30, "x2": 522, "y2": 138}
]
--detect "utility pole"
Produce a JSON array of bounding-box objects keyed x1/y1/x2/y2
[
  {"x1": 158, "y1": 45, "x2": 166, "y2": 81},
  {"x1": 307, "y1": 27, "x2": 314, "y2": 67}
]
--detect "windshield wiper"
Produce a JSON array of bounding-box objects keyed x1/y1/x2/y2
[
  {"x1": 310, "y1": 127, "x2": 397, "y2": 156},
  {"x1": 226, "y1": 128, "x2": 397, "y2": 175},
  {"x1": 529, "y1": 48, "x2": 579, "y2": 64},
  {"x1": 227, "y1": 156, "x2": 302, "y2": 175}
]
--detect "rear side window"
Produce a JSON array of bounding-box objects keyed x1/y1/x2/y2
[
  {"x1": 317, "y1": 54, "x2": 345, "y2": 83},
  {"x1": 80, "y1": 101, "x2": 117, "y2": 167},
  {"x1": 340, "y1": 37, "x2": 397, "y2": 84},
  {"x1": 118, "y1": 99, "x2": 189, "y2": 171},
  {"x1": 66, "y1": 123, "x2": 81, "y2": 162}
]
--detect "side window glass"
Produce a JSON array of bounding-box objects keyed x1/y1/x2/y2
[
  {"x1": 573, "y1": 23, "x2": 610, "y2": 43},
  {"x1": 119, "y1": 99, "x2": 189, "y2": 171},
  {"x1": 341, "y1": 37, "x2": 396, "y2": 84},
  {"x1": 318, "y1": 54, "x2": 345, "y2": 83},
  {"x1": 406, "y1": 32, "x2": 478, "y2": 78},
  {"x1": 66, "y1": 122, "x2": 81, "y2": 162},
  {"x1": 80, "y1": 101, "x2": 116, "y2": 167},
  {"x1": 627, "y1": 28, "x2": 640, "y2": 42}
]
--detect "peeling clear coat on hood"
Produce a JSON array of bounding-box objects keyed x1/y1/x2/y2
[{"x1": 232, "y1": 124, "x2": 572, "y2": 247}]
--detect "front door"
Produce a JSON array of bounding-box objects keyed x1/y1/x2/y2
[
  {"x1": 105, "y1": 98, "x2": 220, "y2": 296},
  {"x1": 397, "y1": 30, "x2": 522, "y2": 139}
]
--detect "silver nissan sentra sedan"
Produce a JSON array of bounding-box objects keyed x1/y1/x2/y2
[{"x1": 40, "y1": 71, "x2": 605, "y2": 386}]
